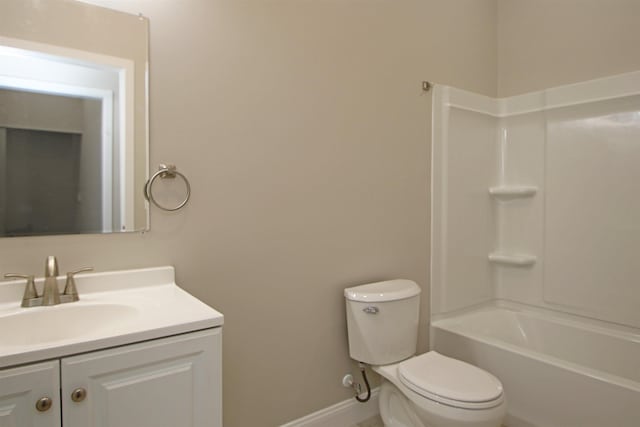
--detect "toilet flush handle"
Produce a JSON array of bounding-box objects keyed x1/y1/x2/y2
[{"x1": 362, "y1": 306, "x2": 379, "y2": 314}]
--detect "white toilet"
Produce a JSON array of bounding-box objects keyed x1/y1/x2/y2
[{"x1": 344, "y1": 279, "x2": 506, "y2": 427}]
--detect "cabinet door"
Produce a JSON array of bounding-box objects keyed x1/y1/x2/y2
[
  {"x1": 0, "y1": 360, "x2": 60, "y2": 427},
  {"x1": 61, "y1": 328, "x2": 222, "y2": 427}
]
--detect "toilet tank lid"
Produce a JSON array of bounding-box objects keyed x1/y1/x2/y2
[{"x1": 344, "y1": 279, "x2": 420, "y2": 302}]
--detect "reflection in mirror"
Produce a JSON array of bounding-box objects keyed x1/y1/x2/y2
[{"x1": 0, "y1": 0, "x2": 149, "y2": 236}]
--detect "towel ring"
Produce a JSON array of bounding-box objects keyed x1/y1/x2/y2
[{"x1": 144, "y1": 164, "x2": 191, "y2": 211}]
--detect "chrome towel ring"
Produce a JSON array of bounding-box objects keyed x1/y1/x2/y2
[{"x1": 144, "y1": 164, "x2": 191, "y2": 211}]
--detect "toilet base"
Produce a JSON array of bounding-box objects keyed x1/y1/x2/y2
[
  {"x1": 379, "y1": 380, "x2": 426, "y2": 427},
  {"x1": 378, "y1": 380, "x2": 505, "y2": 427}
]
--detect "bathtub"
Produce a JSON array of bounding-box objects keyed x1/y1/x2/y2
[{"x1": 430, "y1": 302, "x2": 640, "y2": 427}]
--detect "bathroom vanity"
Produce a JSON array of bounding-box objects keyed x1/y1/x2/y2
[
  {"x1": 0, "y1": 266, "x2": 223, "y2": 427},
  {"x1": 0, "y1": 3, "x2": 221, "y2": 425}
]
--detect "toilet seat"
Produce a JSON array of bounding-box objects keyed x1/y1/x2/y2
[{"x1": 398, "y1": 352, "x2": 504, "y2": 410}]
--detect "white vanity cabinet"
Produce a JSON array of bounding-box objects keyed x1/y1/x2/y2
[
  {"x1": 0, "y1": 267, "x2": 224, "y2": 427},
  {"x1": 0, "y1": 329, "x2": 221, "y2": 427}
]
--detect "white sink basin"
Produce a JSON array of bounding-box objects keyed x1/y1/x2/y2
[
  {"x1": 0, "y1": 303, "x2": 139, "y2": 346},
  {"x1": 0, "y1": 266, "x2": 223, "y2": 368}
]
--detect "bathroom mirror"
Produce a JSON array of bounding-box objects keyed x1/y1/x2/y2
[{"x1": 0, "y1": 0, "x2": 148, "y2": 236}]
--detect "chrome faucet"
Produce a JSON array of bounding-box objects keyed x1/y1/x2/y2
[{"x1": 4, "y1": 256, "x2": 93, "y2": 307}]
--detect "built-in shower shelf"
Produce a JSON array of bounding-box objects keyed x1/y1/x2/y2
[
  {"x1": 489, "y1": 186, "x2": 538, "y2": 199},
  {"x1": 488, "y1": 252, "x2": 537, "y2": 267}
]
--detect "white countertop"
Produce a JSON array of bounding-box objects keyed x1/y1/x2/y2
[{"x1": 0, "y1": 266, "x2": 223, "y2": 368}]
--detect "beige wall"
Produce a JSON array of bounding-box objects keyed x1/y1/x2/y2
[
  {"x1": 0, "y1": 0, "x2": 496, "y2": 426},
  {"x1": 498, "y1": 0, "x2": 640, "y2": 96}
]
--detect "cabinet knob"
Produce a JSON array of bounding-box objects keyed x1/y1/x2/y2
[
  {"x1": 35, "y1": 397, "x2": 52, "y2": 412},
  {"x1": 71, "y1": 388, "x2": 87, "y2": 402}
]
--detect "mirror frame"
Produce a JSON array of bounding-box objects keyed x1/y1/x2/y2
[{"x1": 0, "y1": 0, "x2": 149, "y2": 236}]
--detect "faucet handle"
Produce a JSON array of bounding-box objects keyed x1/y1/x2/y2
[
  {"x1": 4, "y1": 273, "x2": 33, "y2": 280},
  {"x1": 5, "y1": 273, "x2": 39, "y2": 307},
  {"x1": 67, "y1": 267, "x2": 94, "y2": 276},
  {"x1": 63, "y1": 267, "x2": 93, "y2": 301}
]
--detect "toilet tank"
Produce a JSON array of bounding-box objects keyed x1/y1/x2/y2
[{"x1": 344, "y1": 279, "x2": 421, "y2": 365}]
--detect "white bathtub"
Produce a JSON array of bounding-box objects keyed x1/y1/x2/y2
[{"x1": 431, "y1": 302, "x2": 640, "y2": 427}]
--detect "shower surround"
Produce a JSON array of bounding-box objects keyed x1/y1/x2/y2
[{"x1": 430, "y1": 71, "x2": 640, "y2": 427}]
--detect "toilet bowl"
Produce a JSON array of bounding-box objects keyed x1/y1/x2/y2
[
  {"x1": 344, "y1": 280, "x2": 506, "y2": 427},
  {"x1": 374, "y1": 352, "x2": 506, "y2": 427}
]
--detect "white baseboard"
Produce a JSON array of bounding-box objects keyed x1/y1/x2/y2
[{"x1": 280, "y1": 388, "x2": 380, "y2": 427}]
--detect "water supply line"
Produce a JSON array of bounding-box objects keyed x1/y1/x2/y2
[{"x1": 354, "y1": 362, "x2": 371, "y2": 403}]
